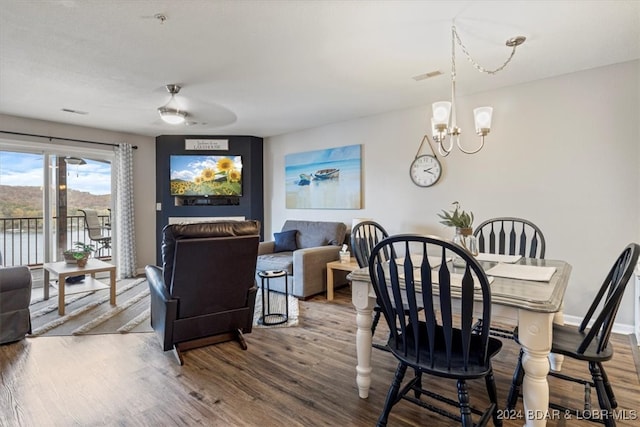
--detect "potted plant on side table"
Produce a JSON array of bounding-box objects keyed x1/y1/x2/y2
[
  {"x1": 437, "y1": 201, "x2": 478, "y2": 257},
  {"x1": 63, "y1": 242, "x2": 95, "y2": 268}
]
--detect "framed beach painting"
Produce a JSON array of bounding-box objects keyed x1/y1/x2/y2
[{"x1": 285, "y1": 144, "x2": 361, "y2": 209}]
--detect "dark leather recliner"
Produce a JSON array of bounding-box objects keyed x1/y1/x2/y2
[
  {"x1": 0, "y1": 261, "x2": 32, "y2": 345},
  {"x1": 145, "y1": 220, "x2": 260, "y2": 364}
]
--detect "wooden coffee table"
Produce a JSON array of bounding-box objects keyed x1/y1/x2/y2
[
  {"x1": 43, "y1": 259, "x2": 117, "y2": 315},
  {"x1": 326, "y1": 259, "x2": 360, "y2": 300}
]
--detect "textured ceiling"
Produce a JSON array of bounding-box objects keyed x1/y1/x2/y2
[{"x1": 0, "y1": 0, "x2": 638, "y2": 138}]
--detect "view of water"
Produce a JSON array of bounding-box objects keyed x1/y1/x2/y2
[{"x1": 0, "y1": 231, "x2": 107, "y2": 267}]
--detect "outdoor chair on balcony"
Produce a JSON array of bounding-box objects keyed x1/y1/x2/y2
[{"x1": 79, "y1": 209, "x2": 111, "y2": 256}]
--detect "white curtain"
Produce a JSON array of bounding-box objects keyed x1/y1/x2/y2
[{"x1": 114, "y1": 143, "x2": 137, "y2": 278}]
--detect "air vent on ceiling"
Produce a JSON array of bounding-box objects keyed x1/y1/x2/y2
[
  {"x1": 412, "y1": 70, "x2": 443, "y2": 81},
  {"x1": 61, "y1": 108, "x2": 88, "y2": 115}
]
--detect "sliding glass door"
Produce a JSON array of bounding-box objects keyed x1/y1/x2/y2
[
  {"x1": 0, "y1": 151, "x2": 45, "y2": 266},
  {"x1": 0, "y1": 141, "x2": 114, "y2": 267}
]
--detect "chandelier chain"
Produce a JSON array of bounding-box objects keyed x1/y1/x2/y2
[{"x1": 452, "y1": 26, "x2": 519, "y2": 75}]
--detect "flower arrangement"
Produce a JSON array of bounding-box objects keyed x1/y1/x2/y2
[
  {"x1": 437, "y1": 202, "x2": 478, "y2": 257},
  {"x1": 437, "y1": 201, "x2": 474, "y2": 229}
]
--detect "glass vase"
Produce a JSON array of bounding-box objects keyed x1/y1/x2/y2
[{"x1": 452, "y1": 227, "x2": 478, "y2": 266}]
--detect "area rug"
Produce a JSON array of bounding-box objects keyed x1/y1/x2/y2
[
  {"x1": 29, "y1": 277, "x2": 152, "y2": 336},
  {"x1": 29, "y1": 277, "x2": 298, "y2": 337},
  {"x1": 253, "y1": 288, "x2": 299, "y2": 328}
]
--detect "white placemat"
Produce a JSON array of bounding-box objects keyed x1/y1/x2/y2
[
  {"x1": 401, "y1": 270, "x2": 493, "y2": 290},
  {"x1": 395, "y1": 255, "x2": 452, "y2": 268},
  {"x1": 485, "y1": 263, "x2": 556, "y2": 282},
  {"x1": 476, "y1": 253, "x2": 522, "y2": 264}
]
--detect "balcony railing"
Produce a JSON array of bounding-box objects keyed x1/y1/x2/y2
[{"x1": 0, "y1": 215, "x2": 112, "y2": 267}]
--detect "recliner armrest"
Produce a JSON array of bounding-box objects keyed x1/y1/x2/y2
[
  {"x1": 0, "y1": 266, "x2": 32, "y2": 292},
  {"x1": 145, "y1": 265, "x2": 171, "y2": 302}
]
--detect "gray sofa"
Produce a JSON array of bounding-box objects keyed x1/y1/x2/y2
[{"x1": 256, "y1": 220, "x2": 347, "y2": 298}]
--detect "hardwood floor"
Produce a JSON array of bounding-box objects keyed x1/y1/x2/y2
[{"x1": 1, "y1": 285, "x2": 638, "y2": 426}]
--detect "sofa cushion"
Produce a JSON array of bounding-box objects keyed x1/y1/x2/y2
[
  {"x1": 281, "y1": 220, "x2": 346, "y2": 249},
  {"x1": 256, "y1": 252, "x2": 294, "y2": 274},
  {"x1": 273, "y1": 229, "x2": 298, "y2": 252}
]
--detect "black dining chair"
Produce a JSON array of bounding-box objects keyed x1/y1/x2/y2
[
  {"x1": 369, "y1": 234, "x2": 503, "y2": 427},
  {"x1": 473, "y1": 217, "x2": 546, "y2": 339},
  {"x1": 473, "y1": 217, "x2": 545, "y2": 259},
  {"x1": 351, "y1": 220, "x2": 389, "y2": 349},
  {"x1": 506, "y1": 242, "x2": 639, "y2": 427}
]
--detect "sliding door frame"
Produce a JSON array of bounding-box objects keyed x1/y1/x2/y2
[{"x1": 0, "y1": 137, "x2": 116, "y2": 265}]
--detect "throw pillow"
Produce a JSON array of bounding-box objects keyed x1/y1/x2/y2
[{"x1": 273, "y1": 229, "x2": 298, "y2": 252}]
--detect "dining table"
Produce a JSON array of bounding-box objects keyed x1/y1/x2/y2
[{"x1": 349, "y1": 255, "x2": 572, "y2": 427}]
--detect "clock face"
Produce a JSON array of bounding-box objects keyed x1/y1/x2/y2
[{"x1": 410, "y1": 155, "x2": 442, "y2": 187}]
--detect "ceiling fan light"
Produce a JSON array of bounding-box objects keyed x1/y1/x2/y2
[
  {"x1": 158, "y1": 107, "x2": 186, "y2": 124},
  {"x1": 158, "y1": 85, "x2": 187, "y2": 125},
  {"x1": 64, "y1": 156, "x2": 86, "y2": 165}
]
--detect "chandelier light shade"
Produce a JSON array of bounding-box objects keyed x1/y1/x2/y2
[
  {"x1": 432, "y1": 101, "x2": 451, "y2": 129},
  {"x1": 473, "y1": 107, "x2": 493, "y2": 136},
  {"x1": 158, "y1": 84, "x2": 187, "y2": 125},
  {"x1": 431, "y1": 25, "x2": 525, "y2": 156}
]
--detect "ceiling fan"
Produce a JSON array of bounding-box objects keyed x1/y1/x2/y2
[{"x1": 155, "y1": 83, "x2": 237, "y2": 129}]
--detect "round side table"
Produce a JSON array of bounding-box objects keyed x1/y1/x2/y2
[{"x1": 257, "y1": 270, "x2": 289, "y2": 326}]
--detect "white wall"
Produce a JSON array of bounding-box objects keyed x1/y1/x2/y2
[
  {"x1": 1, "y1": 61, "x2": 638, "y2": 328},
  {"x1": 0, "y1": 114, "x2": 157, "y2": 273},
  {"x1": 264, "y1": 60, "x2": 640, "y2": 328}
]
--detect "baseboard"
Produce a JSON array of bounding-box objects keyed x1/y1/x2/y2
[
  {"x1": 630, "y1": 334, "x2": 640, "y2": 383},
  {"x1": 562, "y1": 314, "x2": 635, "y2": 335}
]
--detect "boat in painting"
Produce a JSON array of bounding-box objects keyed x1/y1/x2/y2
[
  {"x1": 312, "y1": 168, "x2": 339, "y2": 180},
  {"x1": 297, "y1": 173, "x2": 312, "y2": 186}
]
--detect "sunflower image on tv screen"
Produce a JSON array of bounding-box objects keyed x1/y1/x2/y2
[{"x1": 170, "y1": 155, "x2": 243, "y2": 196}]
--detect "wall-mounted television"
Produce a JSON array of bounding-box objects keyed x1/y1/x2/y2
[{"x1": 170, "y1": 155, "x2": 243, "y2": 197}]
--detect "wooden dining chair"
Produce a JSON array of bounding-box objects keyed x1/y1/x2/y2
[
  {"x1": 506, "y1": 242, "x2": 639, "y2": 427},
  {"x1": 351, "y1": 220, "x2": 390, "y2": 350},
  {"x1": 369, "y1": 234, "x2": 503, "y2": 427},
  {"x1": 473, "y1": 217, "x2": 545, "y2": 259},
  {"x1": 473, "y1": 217, "x2": 546, "y2": 339}
]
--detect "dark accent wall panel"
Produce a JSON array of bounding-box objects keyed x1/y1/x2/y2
[{"x1": 155, "y1": 135, "x2": 264, "y2": 264}]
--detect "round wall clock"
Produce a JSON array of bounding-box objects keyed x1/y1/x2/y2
[{"x1": 410, "y1": 154, "x2": 442, "y2": 187}]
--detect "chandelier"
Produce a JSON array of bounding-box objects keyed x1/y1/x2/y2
[{"x1": 431, "y1": 25, "x2": 526, "y2": 156}]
